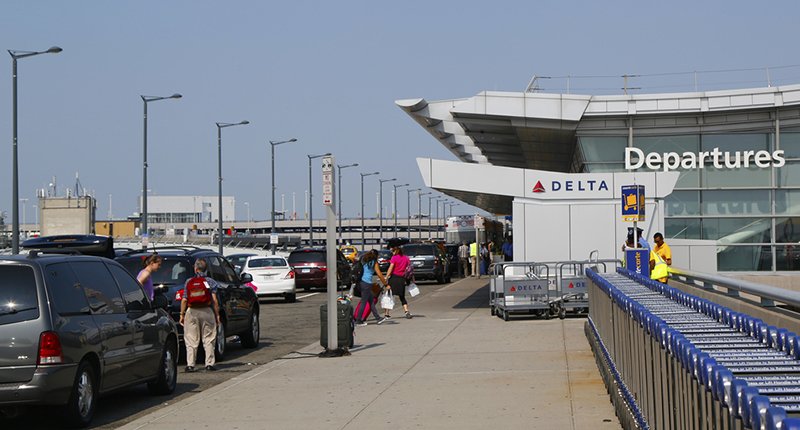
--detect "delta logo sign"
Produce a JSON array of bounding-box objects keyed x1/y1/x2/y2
[
  {"x1": 531, "y1": 179, "x2": 609, "y2": 194},
  {"x1": 508, "y1": 283, "x2": 544, "y2": 292}
]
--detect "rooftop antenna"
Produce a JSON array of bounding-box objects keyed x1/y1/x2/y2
[{"x1": 622, "y1": 74, "x2": 641, "y2": 95}]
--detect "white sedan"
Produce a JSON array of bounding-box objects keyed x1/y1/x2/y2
[{"x1": 242, "y1": 256, "x2": 297, "y2": 302}]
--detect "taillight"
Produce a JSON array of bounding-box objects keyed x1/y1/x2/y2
[
  {"x1": 175, "y1": 289, "x2": 184, "y2": 301},
  {"x1": 319, "y1": 266, "x2": 328, "y2": 272},
  {"x1": 38, "y1": 331, "x2": 63, "y2": 365},
  {"x1": 285, "y1": 270, "x2": 295, "y2": 279},
  {"x1": 434, "y1": 258, "x2": 440, "y2": 265}
]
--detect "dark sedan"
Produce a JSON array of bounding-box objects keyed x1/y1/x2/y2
[{"x1": 402, "y1": 243, "x2": 451, "y2": 284}]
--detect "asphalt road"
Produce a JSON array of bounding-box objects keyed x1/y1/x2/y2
[{"x1": 3, "y1": 279, "x2": 455, "y2": 430}]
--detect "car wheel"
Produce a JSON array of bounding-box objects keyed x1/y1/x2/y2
[
  {"x1": 240, "y1": 309, "x2": 260, "y2": 348},
  {"x1": 285, "y1": 293, "x2": 296, "y2": 303},
  {"x1": 214, "y1": 319, "x2": 226, "y2": 361},
  {"x1": 62, "y1": 360, "x2": 97, "y2": 428},
  {"x1": 148, "y1": 338, "x2": 177, "y2": 395}
]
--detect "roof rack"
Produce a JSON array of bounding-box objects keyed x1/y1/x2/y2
[
  {"x1": 28, "y1": 249, "x2": 83, "y2": 258},
  {"x1": 117, "y1": 245, "x2": 202, "y2": 257}
]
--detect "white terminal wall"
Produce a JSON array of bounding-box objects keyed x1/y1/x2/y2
[
  {"x1": 418, "y1": 158, "x2": 690, "y2": 265},
  {"x1": 143, "y1": 195, "x2": 236, "y2": 223}
]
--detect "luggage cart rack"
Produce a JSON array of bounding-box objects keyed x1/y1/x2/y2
[{"x1": 489, "y1": 257, "x2": 621, "y2": 322}]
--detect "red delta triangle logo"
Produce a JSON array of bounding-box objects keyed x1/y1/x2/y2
[
  {"x1": 532, "y1": 180, "x2": 546, "y2": 193},
  {"x1": 568, "y1": 282, "x2": 574, "y2": 289},
  {"x1": 510, "y1": 286, "x2": 516, "y2": 292}
]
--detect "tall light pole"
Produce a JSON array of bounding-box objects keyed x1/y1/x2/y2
[
  {"x1": 407, "y1": 188, "x2": 420, "y2": 238},
  {"x1": 378, "y1": 178, "x2": 396, "y2": 245},
  {"x1": 9, "y1": 46, "x2": 61, "y2": 254},
  {"x1": 418, "y1": 191, "x2": 431, "y2": 240},
  {"x1": 244, "y1": 201, "x2": 250, "y2": 223},
  {"x1": 432, "y1": 197, "x2": 444, "y2": 241},
  {"x1": 215, "y1": 120, "x2": 249, "y2": 255},
  {"x1": 429, "y1": 197, "x2": 442, "y2": 240},
  {"x1": 337, "y1": 163, "x2": 359, "y2": 245},
  {"x1": 392, "y1": 183, "x2": 408, "y2": 237},
  {"x1": 32, "y1": 204, "x2": 38, "y2": 229},
  {"x1": 270, "y1": 138, "x2": 298, "y2": 254},
  {"x1": 307, "y1": 152, "x2": 330, "y2": 246},
  {"x1": 141, "y1": 93, "x2": 181, "y2": 247},
  {"x1": 360, "y1": 172, "x2": 379, "y2": 250}
]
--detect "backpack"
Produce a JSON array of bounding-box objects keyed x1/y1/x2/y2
[
  {"x1": 185, "y1": 276, "x2": 212, "y2": 306},
  {"x1": 351, "y1": 261, "x2": 364, "y2": 283},
  {"x1": 402, "y1": 258, "x2": 414, "y2": 281}
]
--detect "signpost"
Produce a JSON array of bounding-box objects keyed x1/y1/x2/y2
[
  {"x1": 621, "y1": 184, "x2": 649, "y2": 276},
  {"x1": 322, "y1": 155, "x2": 338, "y2": 353}
]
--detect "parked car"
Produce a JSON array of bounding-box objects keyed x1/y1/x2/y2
[
  {"x1": 240, "y1": 255, "x2": 296, "y2": 302},
  {"x1": 115, "y1": 247, "x2": 260, "y2": 361},
  {"x1": 402, "y1": 242, "x2": 451, "y2": 284},
  {"x1": 339, "y1": 245, "x2": 359, "y2": 263},
  {"x1": 227, "y1": 252, "x2": 257, "y2": 274},
  {"x1": 377, "y1": 249, "x2": 393, "y2": 273},
  {"x1": 0, "y1": 253, "x2": 179, "y2": 427},
  {"x1": 287, "y1": 248, "x2": 352, "y2": 290}
]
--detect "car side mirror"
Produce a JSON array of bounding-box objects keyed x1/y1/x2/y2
[
  {"x1": 240, "y1": 272, "x2": 253, "y2": 283},
  {"x1": 152, "y1": 294, "x2": 169, "y2": 310}
]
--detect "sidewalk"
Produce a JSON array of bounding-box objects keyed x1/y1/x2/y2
[{"x1": 120, "y1": 277, "x2": 621, "y2": 430}]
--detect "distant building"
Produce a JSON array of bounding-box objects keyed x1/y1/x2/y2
[
  {"x1": 142, "y1": 196, "x2": 235, "y2": 224},
  {"x1": 40, "y1": 196, "x2": 96, "y2": 236}
]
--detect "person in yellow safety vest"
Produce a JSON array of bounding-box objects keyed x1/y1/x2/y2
[
  {"x1": 649, "y1": 232, "x2": 672, "y2": 283},
  {"x1": 469, "y1": 242, "x2": 478, "y2": 277}
]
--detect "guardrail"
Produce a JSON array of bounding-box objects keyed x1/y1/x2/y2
[{"x1": 670, "y1": 268, "x2": 800, "y2": 309}]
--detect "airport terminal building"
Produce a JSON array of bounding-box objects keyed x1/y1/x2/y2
[{"x1": 398, "y1": 84, "x2": 800, "y2": 272}]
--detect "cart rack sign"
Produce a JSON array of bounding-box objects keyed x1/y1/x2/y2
[
  {"x1": 621, "y1": 185, "x2": 645, "y2": 222},
  {"x1": 625, "y1": 147, "x2": 785, "y2": 172}
]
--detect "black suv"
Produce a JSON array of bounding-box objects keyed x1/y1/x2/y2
[
  {"x1": 115, "y1": 247, "x2": 260, "y2": 361},
  {"x1": 402, "y1": 242, "x2": 451, "y2": 284},
  {"x1": 0, "y1": 253, "x2": 179, "y2": 427},
  {"x1": 287, "y1": 248, "x2": 352, "y2": 290}
]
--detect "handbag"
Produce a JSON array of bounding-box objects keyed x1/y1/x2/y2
[
  {"x1": 380, "y1": 291, "x2": 395, "y2": 310},
  {"x1": 406, "y1": 282, "x2": 420, "y2": 297}
]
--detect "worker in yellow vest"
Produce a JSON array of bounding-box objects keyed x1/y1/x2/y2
[
  {"x1": 649, "y1": 232, "x2": 672, "y2": 283},
  {"x1": 469, "y1": 242, "x2": 478, "y2": 277}
]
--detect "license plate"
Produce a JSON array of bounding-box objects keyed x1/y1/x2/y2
[
  {"x1": 413, "y1": 261, "x2": 423, "y2": 267},
  {"x1": 302, "y1": 268, "x2": 311, "y2": 273}
]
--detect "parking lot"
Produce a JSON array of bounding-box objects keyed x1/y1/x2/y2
[{"x1": 1, "y1": 280, "x2": 453, "y2": 429}]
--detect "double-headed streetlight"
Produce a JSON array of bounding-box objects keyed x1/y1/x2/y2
[
  {"x1": 270, "y1": 138, "x2": 298, "y2": 254},
  {"x1": 9, "y1": 46, "x2": 61, "y2": 254},
  {"x1": 307, "y1": 152, "x2": 331, "y2": 246},
  {"x1": 360, "y1": 172, "x2": 379, "y2": 250},
  {"x1": 378, "y1": 178, "x2": 396, "y2": 245},
  {"x1": 392, "y1": 183, "x2": 409, "y2": 236},
  {"x1": 141, "y1": 93, "x2": 181, "y2": 246},
  {"x1": 215, "y1": 120, "x2": 249, "y2": 255},
  {"x1": 337, "y1": 163, "x2": 359, "y2": 245}
]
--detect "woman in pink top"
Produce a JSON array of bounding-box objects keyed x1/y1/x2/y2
[{"x1": 384, "y1": 246, "x2": 413, "y2": 319}]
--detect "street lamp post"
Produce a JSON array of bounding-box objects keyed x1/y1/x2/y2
[
  {"x1": 307, "y1": 152, "x2": 331, "y2": 246},
  {"x1": 9, "y1": 46, "x2": 61, "y2": 254},
  {"x1": 337, "y1": 163, "x2": 359, "y2": 245},
  {"x1": 215, "y1": 120, "x2": 249, "y2": 255},
  {"x1": 407, "y1": 188, "x2": 420, "y2": 238},
  {"x1": 429, "y1": 197, "x2": 442, "y2": 240},
  {"x1": 418, "y1": 191, "x2": 430, "y2": 240},
  {"x1": 244, "y1": 201, "x2": 250, "y2": 223},
  {"x1": 270, "y1": 138, "x2": 298, "y2": 254},
  {"x1": 378, "y1": 178, "x2": 396, "y2": 245},
  {"x1": 360, "y1": 172, "x2": 379, "y2": 250},
  {"x1": 141, "y1": 93, "x2": 181, "y2": 248},
  {"x1": 392, "y1": 183, "x2": 408, "y2": 237}
]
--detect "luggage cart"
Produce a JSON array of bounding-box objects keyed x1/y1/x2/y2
[
  {"x1": 558, "y1": 261, "x2": 588, "y2": 318},
  {"x1": 491, "y1": 262, "x2": 560, "y2": 321}
]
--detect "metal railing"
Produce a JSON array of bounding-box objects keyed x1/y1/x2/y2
[{"x1": 670, "y1": 268, "x2": 800, "y2": 309}]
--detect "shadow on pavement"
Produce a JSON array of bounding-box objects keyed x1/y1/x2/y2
[{"x1": 452, "y1": 283, "x2": 489, "y2": 309}]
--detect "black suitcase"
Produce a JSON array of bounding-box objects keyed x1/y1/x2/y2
[{"x1": 320, "y1": 302, "x2": 354, "y2": 349}]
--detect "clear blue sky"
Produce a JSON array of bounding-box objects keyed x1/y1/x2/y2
[{"x1": 1, "y1": 0, "x2": 799, "y2": 224}]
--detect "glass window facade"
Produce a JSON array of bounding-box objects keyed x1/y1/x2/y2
[{"x1": 578, "y1": 130, "x2": 798, "y2": 271}]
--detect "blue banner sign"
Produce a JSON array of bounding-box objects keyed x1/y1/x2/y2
[{"x1": 621, "y1": 185, "x2": 645, "y2": 222}]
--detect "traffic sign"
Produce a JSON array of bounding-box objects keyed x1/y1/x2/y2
[
  {"x1": 621, "y1": 185, "x2": 645, "y2": 222},
  {"x1": 322, "y1": 155, "x2": 334, "y2": 206}
]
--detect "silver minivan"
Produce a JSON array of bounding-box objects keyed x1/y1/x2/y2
[{"x1": 0, "y1": 253, "x2": 179, "y2": 428}]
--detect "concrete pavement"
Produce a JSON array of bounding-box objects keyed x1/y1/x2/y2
[{"x1": 120, "y1": 277, "x2": 621, "y2": 430}]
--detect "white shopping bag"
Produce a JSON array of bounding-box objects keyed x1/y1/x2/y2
[
  {"x1": 406, "y1": 283, "x2": 420, "y2": 297},
  {"x1": 380, "y1": 291, "x2": 395, "y2": 310}
]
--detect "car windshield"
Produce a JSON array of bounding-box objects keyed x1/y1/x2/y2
[
  {"x1": 248, "y1": 258, "x2": 287, "y2": 268},
  {"x1": 118, "y1": 257, "x2": 193, "y2": 285},
  {"x1": 288, "y1": 251, "x2": 325, "y2": 264},
  {"x1": 402, "y1": 245, "x2": 436, "y2": 257},
  {"x1": 0, "y1": 265, "x2": 39, "y2": 325},
  {"x1": 377, "y1": 251, "x2": 392, "y2": 260}
]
